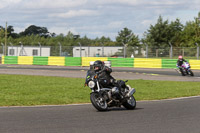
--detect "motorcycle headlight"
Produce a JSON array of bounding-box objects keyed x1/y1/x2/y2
[{"x1": 88, "y1": 81, "x2": 95, "y2": 88}]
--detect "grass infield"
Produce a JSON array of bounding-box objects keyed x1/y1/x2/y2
[{"x1": 0, "y1": 74, "x2": 200, "y2": 106}]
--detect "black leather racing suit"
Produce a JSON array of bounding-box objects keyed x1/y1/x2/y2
[
  {"x1": 95, "y1": 66, "x2": 114, "y2": 88},
  {"x1": 95, "y1": 66, "x2": 126, "y2": 96},
  {"x1": 177, "y1": 59, "x2": 187, "y2": 67}
]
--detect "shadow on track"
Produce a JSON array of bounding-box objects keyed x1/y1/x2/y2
[{"x1": 94, "y1": 107, "x2": 144, "y2": 112}]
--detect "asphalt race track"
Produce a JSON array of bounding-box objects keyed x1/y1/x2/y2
[
  {"x1": 0, "y1": 64, "x2": 200, "y2": 81},
  {"x1": 0, "y1": 64, "x2": 200, "y2": 133},
  {"x1": 0, "y1": 97, "x2": 200, "y2": 133}
]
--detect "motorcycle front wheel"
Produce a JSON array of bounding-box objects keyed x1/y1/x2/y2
[
  {"x1": 123, "y1": 96, "x2": 136, "y2": 110},
  {"x1": 180, "y1": 68, "x2": 185, "y2": 76},
  {"x1": 90, "y1": 92, "x2": 108, "y2": 111}
]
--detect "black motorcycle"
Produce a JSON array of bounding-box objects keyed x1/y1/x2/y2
[{"x1": 85, "y1": 70, "x2": 136, "y2": 111}]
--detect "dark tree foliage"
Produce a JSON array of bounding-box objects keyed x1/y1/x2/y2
[{"x1": 20, "y1": 25, "x2": 50, "y2": 37}]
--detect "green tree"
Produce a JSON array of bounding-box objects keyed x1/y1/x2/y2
[
  {"x1": 116, "y1": 27, "x2": 140, "y2": 46},
  {"x1": 79, "y1": 35, "x2": 92, "y2": 46},
  {"x1": 20, "y1": 25, "x2": 50, "y2": 37},
  {"x1": 181, "y1": 21, "x2": 196, "y2": 47},
  {"x1": 7, "y1": 25, "x2": 19, "y2": 38},
  {"x1": 93, "y1": 36, "x2": 115, "y2": 46},
  {"x1": 143, "y1": 15, "x2": 171, "y2": 48},
  {"x1": 64, "y1": 31, "x2": 75, "y2": 46},
  {"x1": 194, "y1": 12, "x2": 200, "y2": 45},
  {"x1": 0, "y1": 26, "x2": 5, "y2": 45},
  {"x1": 116, "y1": 27, "x2": 140, "y2": 57},
  {"x1": 7, "y1": 26, "x2": 14, "y2": 35},
  {"x1": 0, "y1": 26, "x2": 5, "y2": 39},
  {"x1": 181, "y1": 12, "x2": 200, "y2": 47},
  {"x1": 168, "y1": 19, "x2": 184, "y2": 46}
]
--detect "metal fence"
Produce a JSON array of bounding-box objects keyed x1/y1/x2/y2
[{"x1": 0, "y1": 45, "x2": 199, "y2": 59}]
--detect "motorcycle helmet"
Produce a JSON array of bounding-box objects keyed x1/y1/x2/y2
[
  {"x1": 178, "y1": 55, "x2": 183, "y2": 60},
  {"x1": 93, "y1": 60, "x2": 103, "y2": 71}
]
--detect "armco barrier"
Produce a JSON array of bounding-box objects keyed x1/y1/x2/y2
[
  {"x1": 2, "y1": 56, "x2": 18, "y2": 64},
  {"x1": 18, "y1": 56, "x2": 33, "y2": 65},
  {"x1": 189, "y1": 60, "x2": 200, "y2": 70},
  {"x1": 134, "y1": 58, "x2": 162, "y2": 68},
  {"x1": 48, "y1": 57, "x2": 65, "y2": 66},
  {"x1": 2, "y1": 56, "x2": 82, "y2": 66},
  {"x1": 162, "y1": 59, "x2": 177, "y2": 69},
  {"x1": 108, "y1": 58, "x2": 134, "y2": 67},
  {"x1": 65, "y1": 57, "x2": 81, "y2": 66},
  {"x1": 2, "y1": 56, "x2": 200, "y2": 70},
  {"x1": 82, "y1": 57, "x2": 108, "y2": 66},
  {"x1": 33, "y1": 57, "x2": 48, "y2": 65}
]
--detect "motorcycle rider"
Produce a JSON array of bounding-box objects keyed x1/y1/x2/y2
[
  {"x1": 93, "y1": 60, "x2": 114, "y2": 87},
  {"x1": 93, "y1": 60, "x2": 133, "y2": 97},
  {"x1": 176, "y1": 55, "x2": 187, "y2": 68}
]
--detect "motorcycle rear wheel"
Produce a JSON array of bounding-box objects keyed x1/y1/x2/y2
[
  {"x1": 123, "y1": 96, "x2": 136, "y2": 110},
  {"x1": 90, "y1": 92, "x2": 108, "y2": 111},
  {"x1": 189, "y1": 70, "x2": 194, "y2": 76}
]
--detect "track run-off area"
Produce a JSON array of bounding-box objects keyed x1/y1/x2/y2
[{"x1": 0, "y1": 64, "x2": 200, "y2": 133}]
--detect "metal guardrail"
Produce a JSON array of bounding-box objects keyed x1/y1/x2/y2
[{"x1": 2, "y1": 56, "x2": 200, "y2": 69}]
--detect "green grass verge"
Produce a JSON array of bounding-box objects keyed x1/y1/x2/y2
[{"x1": 0, "y1": 74, "x2": 200, "y2": 106}]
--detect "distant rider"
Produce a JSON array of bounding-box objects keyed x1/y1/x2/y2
[{"x1": 176, "y1": 55, "x2": 187, "y2": 68}]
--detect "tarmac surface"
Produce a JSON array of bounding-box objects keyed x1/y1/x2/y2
[
  {"x1": 0, "y1": 96, "x2": 200, "y2": 133},
  {"x1": 0, "y1": 64, "x2": 200, "y2": 81},
  {"x1": 0, "y1": 64, "x2": 200, "y2": 133}
]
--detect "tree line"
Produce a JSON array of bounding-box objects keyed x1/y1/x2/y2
[{"x1": 0, "y1": 12, "x2": 200, "y2": 48}]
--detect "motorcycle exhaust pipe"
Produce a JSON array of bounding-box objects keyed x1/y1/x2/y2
[{"x1": 126, "y1": 88, "x2": 136, "y2": 97}]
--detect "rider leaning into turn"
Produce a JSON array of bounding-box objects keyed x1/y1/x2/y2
[
  {"x1": 92, "y1": 60, "x2": 134, "y2": 97},
  {"x1": 176, "y1": 55, "x2": 187, "y2": 68},
  {"x1": 93, "y1": 60, "x2": 115, "y2": 87}
]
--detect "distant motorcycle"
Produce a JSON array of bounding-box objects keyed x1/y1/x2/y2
[
  {"x1": 176, "y1": 62, "x2": 194, "y2": 76},
  {"x1": 85, "y1": 70, "x2": 136, "y2": 111}
]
